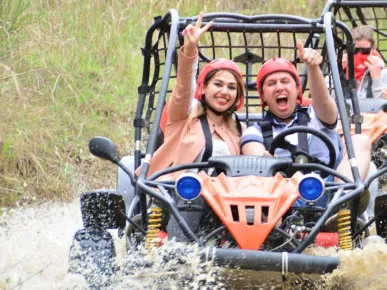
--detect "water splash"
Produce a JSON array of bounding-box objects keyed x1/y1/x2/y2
[
  {"x1": 115, "y1": 242, "x2": 221, "y2": 289},
  {"x1": 323, "y1": 235, "x2": 387, "y2": 290},
  {"x1": 0, "y1": 201, "x2": 86, "y2": 290},
  {"x1": 1, "y1": 201, "x2": 387, "y2": 289}
]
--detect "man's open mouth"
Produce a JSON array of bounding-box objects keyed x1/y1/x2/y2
[{"x1": 276, "y1": 96, "x2": 288, "y2": 107}]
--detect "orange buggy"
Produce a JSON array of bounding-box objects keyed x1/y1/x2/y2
[{"x1": 68, "y1": 7, "x2": 387, "y2": 289}]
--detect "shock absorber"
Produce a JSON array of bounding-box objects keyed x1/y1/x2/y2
[
  {"x1": 337, "y1": 209, "x2": 352, "y2": 250},
  {"x1": 145, "y1": 206, "x2": 163, "y2": 251}
]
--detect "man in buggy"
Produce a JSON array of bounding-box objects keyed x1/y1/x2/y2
[{"x1": 241, "y1": 40, "x2": 372, "y2": 209}]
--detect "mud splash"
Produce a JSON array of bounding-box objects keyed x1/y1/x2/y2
[
  {"x1": 0, "y1": 201, "x2": 84, "y2": 289},
  {"x1": 0, "y1": 201, "x2": 220, "y2": 290},
  {"x1": 114, "y1": 243, "x2": 221, "y2": 289},
  {"x1": 1, "y1": 201, "x2": 387, "y2": 289},
  {"x1": 323, "y1": 236, "x2": 387, "y2": 290}
]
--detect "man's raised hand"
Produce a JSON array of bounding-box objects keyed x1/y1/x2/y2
[{"x1": 296, "y1": 39, "x2": 323, "y2": 66}]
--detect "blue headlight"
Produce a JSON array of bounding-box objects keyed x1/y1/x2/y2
[
  {"x1": 175, "y1": 173, "x2": 202, "y2": 201},
  {"x1": 298, "y1": 174, "x2": 325, "y2": 202}
]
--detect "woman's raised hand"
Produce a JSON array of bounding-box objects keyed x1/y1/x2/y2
[{"x1": 182, "y1": 12, "x2": 213, "y2": 56}]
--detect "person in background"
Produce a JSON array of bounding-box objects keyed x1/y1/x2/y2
[
  {"x1": 341, "y1": 26, "x2": 387, "y2": 218},
  {"x1": 342, "y1": 25, "x2": 387, "y2": 99}
]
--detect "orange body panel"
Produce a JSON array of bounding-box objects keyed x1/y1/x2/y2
[
  {"x1": 198, "y1": 171, "x2": 303, "y2": 250},
  {"x1": 337, "y1": 111, "x2": 387, "y2": 143}
]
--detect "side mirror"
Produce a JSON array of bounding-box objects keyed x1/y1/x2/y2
[{"x1": 89, "y1": 137, "x2": 119, "y2": 164}]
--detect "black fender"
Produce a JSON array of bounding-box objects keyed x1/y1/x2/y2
[
  {"x1": 80, "y1": 191, "x2": 126, "y2": 231},
  {"x1": 68, "y1": 229, "x2": 116, "y2": 288}
]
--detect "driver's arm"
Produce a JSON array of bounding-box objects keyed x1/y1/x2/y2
[
  {"x1": 296, "y1": 40, "x2": 337, "y2": 126},
  {"x1": 308, "y1": 65, "x2": 338, "y2": 126},
  {"x1": 242, "y1": 142, "x2": 266, "y2": 155}
]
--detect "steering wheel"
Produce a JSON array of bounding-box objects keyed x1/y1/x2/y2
[{"x1": 268, "y1": 126, "x2": 337, "y2": 177}]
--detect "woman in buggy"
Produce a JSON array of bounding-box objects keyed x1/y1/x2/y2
[
  {"x1": 142, "y1": 13, "x2": 246, "y2": 179},
  {"x1": 142, "y1": 13, "x2": 251, "y2": 241},
  {"x1": 241, "y1": 40, "x2": 372, "y2": 209}
]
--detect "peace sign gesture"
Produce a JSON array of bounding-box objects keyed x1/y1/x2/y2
[{"x1": 182, "y1": 12, "x2": 213, "y2": 57}]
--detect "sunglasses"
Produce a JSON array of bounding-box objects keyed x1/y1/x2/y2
[{"x1": 354, "y1": 47, "x2": 372, "y2": 55}]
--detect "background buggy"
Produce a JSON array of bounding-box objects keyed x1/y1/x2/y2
[
  {"x1": 323, "y1": 1, "x2": 387, "y2": 225},
  {"x1": 325, "y1": 1, "x2": 387, "y2": 172}
]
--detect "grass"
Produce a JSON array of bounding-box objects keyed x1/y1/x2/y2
[{"x1": 0, "y1": 0, "x2": 333, "y2": 207}]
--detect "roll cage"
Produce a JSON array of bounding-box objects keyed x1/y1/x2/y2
[{"x1": 130, "y1": 9, "x2": 385, "y2": 252}]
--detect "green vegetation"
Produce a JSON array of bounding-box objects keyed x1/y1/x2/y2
[{"x1": 0, "y1": 0, "x2": 328, "y2": 207}]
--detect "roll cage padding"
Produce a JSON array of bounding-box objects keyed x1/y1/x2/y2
[{"x1": 207, "y1": 155, "x2": 293, "y2": 177}]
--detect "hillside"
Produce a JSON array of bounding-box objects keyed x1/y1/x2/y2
[{"x1": 0, "y1": 0, "x2": 325, "y2": 207}]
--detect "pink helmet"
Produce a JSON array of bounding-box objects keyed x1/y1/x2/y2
[
  {"x1": 194, "y1": 58, "x2": 245, "y2": 110},
  {"x1": 256, "y1": 58, "x2": 303, "y2": 109}
]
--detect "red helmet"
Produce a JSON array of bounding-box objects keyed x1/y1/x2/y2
[
  {"x1": 256, "y1": 58, "x2": 303, "y2": 109},
  {"x1": 194, "y1": 58, "x2": 245, "y2": 110}
]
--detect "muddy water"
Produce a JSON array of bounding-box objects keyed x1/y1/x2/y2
[
  {"x1": 1, "y1": 201, "x2": 387, "y2": 290},
  {"x1": 0, "y1": 201, "x2": 87, "y2": 290}
]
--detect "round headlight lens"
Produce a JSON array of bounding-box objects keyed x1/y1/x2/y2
[
  {"x1": 298, "y1": 174, "x2": 325, "y2": 202},
  {"x1": 175, "y1": 173, "x2": 202, "y2": 201}
]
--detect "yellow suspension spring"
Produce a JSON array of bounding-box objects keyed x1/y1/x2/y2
[
  {"x1": 145, "y1": 206, "x2": 163, "y2": 251},
  {"x1": 337, "y1": 209, "x2": 353, "y2": 250}
]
